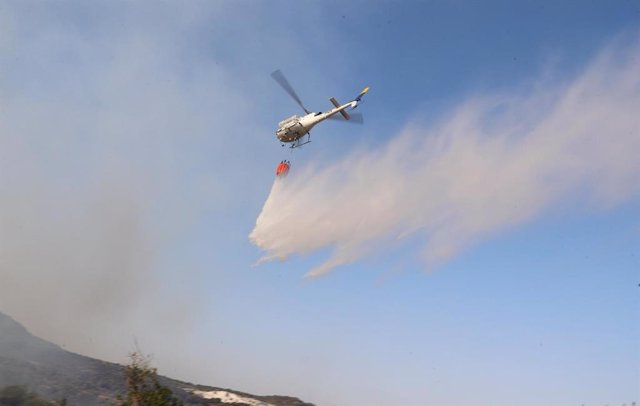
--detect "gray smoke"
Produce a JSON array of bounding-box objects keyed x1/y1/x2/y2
[
  {"x1": 251, "y1": 39, "x2": 640, "y2": 277},
  {"x1": 0, "y1": 3, "x2": 240, "y2": 365}
]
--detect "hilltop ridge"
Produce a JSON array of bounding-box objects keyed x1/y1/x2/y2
[{"x1": 0, "y1": 311, "x2": 313, "y2": 406}]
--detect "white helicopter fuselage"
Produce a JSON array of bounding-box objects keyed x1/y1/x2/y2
[{"x1": 276, "y1": 101, "x2": 358, "y2": 143}]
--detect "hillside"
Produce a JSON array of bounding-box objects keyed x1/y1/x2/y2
[{"x1": 0, "y1": 312, "x2": 313, "y2": 406}]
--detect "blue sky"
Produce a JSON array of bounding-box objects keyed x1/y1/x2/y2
[{"x1": 0, "y1": 1, "x2": 639, "y2": 405}]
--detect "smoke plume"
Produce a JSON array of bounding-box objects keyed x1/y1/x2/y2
[
  {"x1": 0, "y1": 3, "x2": 239, "y2": 364},
  {"x1": 251, "y1": 39, "x2": 640, "y2": 277}
]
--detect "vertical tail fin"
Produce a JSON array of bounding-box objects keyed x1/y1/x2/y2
[{"x1": 355, "y1": 86, "x2": 369, "y2": 102}]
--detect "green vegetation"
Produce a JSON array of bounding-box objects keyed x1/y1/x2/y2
[{"x1": 114, "y1": 352, "x2": 183, "y2": 406}]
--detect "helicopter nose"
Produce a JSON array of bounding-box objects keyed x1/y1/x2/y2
[{"x1": 276, "y1": 130, "x2": 289, "y2": 142}]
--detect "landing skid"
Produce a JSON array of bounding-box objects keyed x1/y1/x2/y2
[
  {"x1": 291, "y1": 140, "x2": 311, "y2": 149},
  {"x1": 288, "y1": 133, "x2": 311, "y2": 149}
]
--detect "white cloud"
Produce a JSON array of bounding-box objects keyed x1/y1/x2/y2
[{"x1": 251, "y1": 38, "x2": 640, "y2": 277}]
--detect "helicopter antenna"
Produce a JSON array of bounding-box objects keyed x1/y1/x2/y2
[{"x1": 271, "y1": 70, "x2": 311, "y2": 114}]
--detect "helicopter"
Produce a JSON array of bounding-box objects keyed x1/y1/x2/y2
[{"x1": 271, "y1": 70, "x2": 369, "y2": 148}]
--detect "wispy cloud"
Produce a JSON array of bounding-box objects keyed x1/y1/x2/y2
[{"x1": 251, "y1": 38, "x2": 640, "y2": 277}]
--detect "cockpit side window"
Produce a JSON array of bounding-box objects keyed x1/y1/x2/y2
[{"x1": 278, "y1": 115, "x2": 299, "y2": 127}]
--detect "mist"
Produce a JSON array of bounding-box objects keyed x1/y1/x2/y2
[
  {"x1": 0, "y1": 3, "x2": 246, "y2": 366},
  {"x1": 251, "y1": 39, "x2": 640, "y2": 277}
]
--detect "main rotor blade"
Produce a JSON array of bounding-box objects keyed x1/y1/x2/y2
[
  {"x1": 327, "y1": 112, "x2": 364, "y2": 124},
  {"x1": 271, "y1": 70, "x2": 310, "y2": 114}
]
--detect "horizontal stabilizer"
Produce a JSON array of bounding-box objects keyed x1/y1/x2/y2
[{"x1": 330, "y1": 97, "x2": 351, "y2": 120}]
